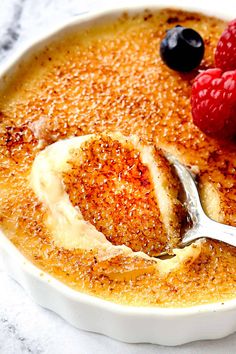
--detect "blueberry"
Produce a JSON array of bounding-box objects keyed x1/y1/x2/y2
[{"x1": 160, "y1": 25, "x2": 205, "y2": 72}]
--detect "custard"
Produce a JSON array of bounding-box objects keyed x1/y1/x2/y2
[
  {"x1": 0, "y1": 9, "x2": 235, "y2": 307},
  {"x1": 30, "y1": 132, "x2": 183, "y2": 256}
]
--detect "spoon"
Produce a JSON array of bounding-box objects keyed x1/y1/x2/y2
[{"x1": 168, "y1": 156, "x2": 236, "y2": 248}]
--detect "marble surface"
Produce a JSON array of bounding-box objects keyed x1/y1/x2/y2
[{"x1": 0, "y1": 0, "x2": 236, "y2": 353}]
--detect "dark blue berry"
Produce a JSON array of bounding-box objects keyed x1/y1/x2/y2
[{"x1": 160, "y1": 25, "x2": 205, "y2": 72}]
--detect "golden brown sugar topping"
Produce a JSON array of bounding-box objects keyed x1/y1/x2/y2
[
  {"x1": 62, "y1": 135, "x2": 181, "y2": 256},
  {"x1": 0, "y1": 9, "x2": 236, "y2": 307}
]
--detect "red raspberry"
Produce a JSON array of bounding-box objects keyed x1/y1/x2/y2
[
  {"x1": 191, "y1": 68, "x2": 236, "y2": 138},
  {"x1": 215, "y1": 19, "x2": 236, "y2": 71}
]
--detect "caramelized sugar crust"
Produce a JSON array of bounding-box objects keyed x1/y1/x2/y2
[
  {"x1": 0, "y1": 9, "x2": 236, "y2": 306},
  {"x1": 63, "y1": 135, "x2": 181, "y2": 256}
]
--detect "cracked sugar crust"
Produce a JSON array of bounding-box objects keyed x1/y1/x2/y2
[
  {"x1": 0, "y1": 9, "x2": 236, "y2": 307},
  {"x1": 63, "y1": 133, "x2": 183, "y2": 256}
]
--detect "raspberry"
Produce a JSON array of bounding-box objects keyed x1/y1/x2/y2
[
  {"x1": 191, "y1": 68, "x2": 236, "y2": 138},
  {"x1": 215, "y1": 19, "x2": 236, "y2": 71}
]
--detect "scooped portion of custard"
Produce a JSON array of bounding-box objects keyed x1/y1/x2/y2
[
  {"x1": 64, "y1": 134, "x2": 184, "y2": 256},
  {"x1": 31, "y1": 132, "x2": 183, "y2": 256}
]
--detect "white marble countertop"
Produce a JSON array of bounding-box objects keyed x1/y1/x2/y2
[{"x1": 0, "y1": 0, "x2": 236, "y2": 353}]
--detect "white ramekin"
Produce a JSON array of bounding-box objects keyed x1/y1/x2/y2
[{"x1": 0, "y1": 0, "x2": 235, "y2": 346}]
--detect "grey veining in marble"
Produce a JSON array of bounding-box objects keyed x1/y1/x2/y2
[
  {"x1": 0, "y1": 0, "x2": 236, "y2": 353},
  {"x1": 0, "y1": 0, "x2": 25, "y2": 55},
  {"x1": 0, "y1": 0, "x2": 92, "y2": 64},
  {"x1": 0, "y1": 0, "x2": 28, "y2": 62}
]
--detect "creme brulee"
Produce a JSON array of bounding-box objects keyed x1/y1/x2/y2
[{"x1": 0, "y1": 9, "x2": 235, "y2": 307}]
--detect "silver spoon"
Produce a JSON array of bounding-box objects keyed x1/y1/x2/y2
[{"x1": 168, "y1": 156, "x2": 236, "y2": 247}]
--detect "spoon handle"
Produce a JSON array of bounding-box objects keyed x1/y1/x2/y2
[
  {"x1": 182, "y1": 217, "x2": 236, "y2": 247},
  {"x1": 169, "y1": 156, "x2": 236, "y2": 248}
]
